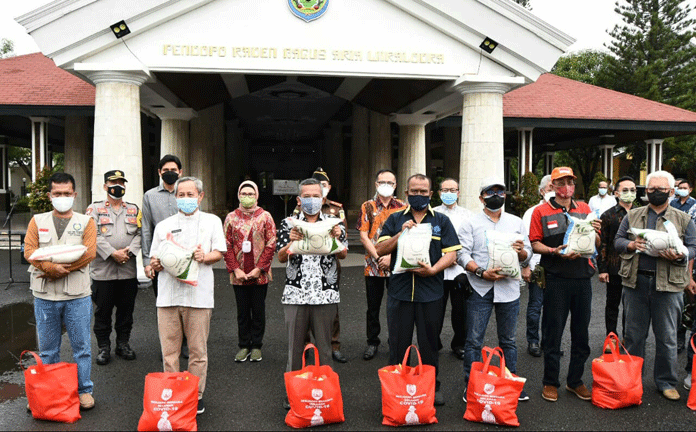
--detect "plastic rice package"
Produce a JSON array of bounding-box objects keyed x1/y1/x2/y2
[
  {"x1": 484, "y1": 231, "x2": 524, "y2": 280},
  {"x1": 156, "y1": 233, "x2": 199, "y2": 286},
  {"x1": 393, "y1": 224, "x2": 432, "y2": 274},
  {"x1": 287, "y1": 217, "x2": 346, "y2": 255},
  {"x1": 562, "y1": 213, "x2": 597, "y2": 258},
  {"x1": 630, "y1": 220, "x2": 689, "y2": 257},
  {"x1": 28, "y1": 244, "x2": 87, "y2": 264}
]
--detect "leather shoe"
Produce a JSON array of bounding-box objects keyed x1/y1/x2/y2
[
  {"x1": 452, "y1": 347, "x2": 465, "y2": 360},
  {"x1": 115, "y1": 343, "x2": 136, "y2": 360},
  {"x1": 528, "y1": 343, "x2": 542, "y2": 357},
  {"x1": 542, "y1": 385, "x2": 558, "y2": 402},
  {"x1": 363, "y1": 345, "x2": 378, "y2": 360},
  {"x1": 96, "y1": 347, "x2": 110, "y2": 365},
  {"x1": 434, "y1": 391, "x2": 445, "y2": 406},
  {"x1": 662, "y1": 388, "x2": 680, "y2": 401},
  {"x1": 566, "y1": 384, "x2": 591, "y2": 401},
  {"x1": 283, "y1": 398, "x2": 291, "y2": 410},
  {"x1": 332, "y1": 350, "x2": 347, "y2": 363}
]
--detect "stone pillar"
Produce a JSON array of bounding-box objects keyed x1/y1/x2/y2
[
  {"x1": 600, "y1": 145, "x2": 615, "y2": 182},
  {"x1": 543, "y1": 151, "x2": 555, "y2": 175},
  {"x1": 452, "y1": 76, "x2": 524, "y2": 211},
  {"x1": 645, "y1": 139, "x2": 663, "y2": 174},
  {"x1": 189, "y1": 103, "x2": 225, "y2": 216},
  {"x1": 443, "y1": 127, "x2": 461, "y2": 180},
  {"x1": 29, "y1": 117, "x2": 50, "y2": 181},
  {"x1": 517, "y1": 128, "x2": 534, "y2": 180},
  {"x1": 350, "y1": 105, "x2": 369, "y2": 208},
  {"x1": 64, "y1": 116, "x2": 92, "y2": 212},
  {"x1": 85, "y1": 71, "x2": 148, "y2": 207},
  {"x1": 392, "y1": 114, "x2": 434, "y2": 197},
  {"x1": 369, "y1": 111, "x2": 391, "y2": 184},
  {"x1": 151, "y1": 108, "x2": 196, "y2": 170}
]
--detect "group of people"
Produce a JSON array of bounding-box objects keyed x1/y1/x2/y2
[{"x1": 22, "y1": 153, "x2": 696, "y2": 419}]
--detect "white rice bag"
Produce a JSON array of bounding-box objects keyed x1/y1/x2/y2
[
  {"x1": 630, "y1": 220, "x2": 689, "y2": 257},
  {"x1": 485, "y1": 230, "x2": 524, "y2": 280},
  {"x1": 393, "y1": 223, "x2": 432, "y2": 274},
  {"x1": 156, "y1": 233, "x2": 199, "y2": 286},
  {"x1": 562, "y1": 213, "x2": 597, "y2": 258},
  {"x1": 287, "y1": 217, "x2": 346, "y2": 255},
  {"x1": 29, "y1": 244, "x2": 88, "y2": 264}
]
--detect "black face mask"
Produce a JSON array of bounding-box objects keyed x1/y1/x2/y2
[
  {"x1": 484, "y1": 195, "x2": 505, "y2": 211},
  {"x1": 647, "y1": 190, "x2": 670, "y2": 206},
  {"x1": 107, "y1": 185, "x2": 125, "y2": 199},
  {"x1": 161, "y1": 171, "x2": 179, "y2": 185},
  {"x1": 407, "y1": 194, "x2": 430, "y2": 211}
]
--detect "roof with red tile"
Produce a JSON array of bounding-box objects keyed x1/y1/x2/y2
[
  {"x1": 0, "y1": 53, "x2": 95, "y2": 106},
  {"x1": 504, "y1": 73, "x2": 696, "y2": 123}
]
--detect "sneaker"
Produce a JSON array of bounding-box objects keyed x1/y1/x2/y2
[
  {"x1": 542, "y1": 385, "x2": 558, "y2": 402},
  {"x1": 434, "y1": 391, "x2": 445, "y2": 406},
  {"x1": 250, "y1": 348, "x2": 262, "y2": 362},
  {"x1": 566, "y1": 384, "x2": 591, "y2": 401},
  {"x1": 685, "y1": 374, "x2": 692, "y2": 390},
  {"x1": 197, "y1": 399, "x2": 205, "y2": 415},
  {"x1": 518, "y1": 390, "x2": 530, "y2": 401},
  {"x1": 96, "y1": 347, "x2": 110, "y2": 366},
  {"x1": 462, "y1": 387, "x2": 468, "y2": 403},
  {"x1": 235, "y1": 348, "x2": 250, "y2": 362},
  {"x1": 662, "y1": 388, "x2": 680, "y2": 401},
  {"x1": 79, "y1": 393, "x2": 95, "y2": 410}
]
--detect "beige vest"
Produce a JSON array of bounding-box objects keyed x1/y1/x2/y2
[{"x1": 30, "y1": 212, "x2": 92, "y2": 300}]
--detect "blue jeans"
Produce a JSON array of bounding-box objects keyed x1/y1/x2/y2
[
  {"x1": 34, "y1": 296, "x2": 93, "y2": 394},
  {"x1": 622, "y1": 274, "x2": 683, "y2": 390},
  {"x1": 526, "y1": 281, "x2": 544, "y2": 345},
  {"x1": 463, "y1": 288, "x2": 519, "y2": 384}
]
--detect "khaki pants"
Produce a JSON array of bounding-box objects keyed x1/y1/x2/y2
[{"x1": 157, "y1": 306, "x2": 212, "y2": 399}]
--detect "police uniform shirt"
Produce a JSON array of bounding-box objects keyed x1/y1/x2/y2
[{"x1": 86, "y1": 200, "x2": 142, "y2": 281}]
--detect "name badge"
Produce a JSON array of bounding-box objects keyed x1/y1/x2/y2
[
  {"x1": 242, "y1": 240, "x2": 252, "y2": 253},
  {"x1": 99, "y1": 216, "x2": 112, "y2": 225},
  {"x1": 171, "y1": 229, "x2": 182, "y2": 234}
]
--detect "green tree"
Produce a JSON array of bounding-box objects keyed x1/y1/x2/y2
[
  {"x1": 587, "y1": 171, "x2": 609, "y2": 202},
  {"x1": 511, "y1": 171, "x2": 539, "y2": 217},
  {"x1": 28, "y1": 167, "x2": 55, "y2": 213},
  {"x1": 1, "y1": 38, "x2": 14, "y2": 58},
  {"x1": 552, "y1": 50, "x2": 611, "y2": 86}
]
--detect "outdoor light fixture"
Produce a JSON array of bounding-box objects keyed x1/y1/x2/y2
[
  {"x1": 110, "y1": 20, "x2": 131, "y2": 39},
  {"x1": 479, "y1": 37, "x2": 498, "y2": 54}
]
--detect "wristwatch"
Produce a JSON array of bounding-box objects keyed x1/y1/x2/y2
[{"x1": 474, "y1": 267, "x2": 485, "y2": 278}]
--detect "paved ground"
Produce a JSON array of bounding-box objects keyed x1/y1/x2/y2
[{"x1": 0, "y1": 249, "x2": 695, "y2": 430}]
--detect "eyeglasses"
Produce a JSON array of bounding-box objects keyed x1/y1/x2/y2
[
  {"x1": 377, "y1": 181, "x2": 395, "y2": 187},
  {"x1": 646, "y1": 187, "x2": 671, "y2": 193},
  {"x1": 440, "y1": 188, "x2": 459, "y2": 193},
  {"x1": 483, "y1": 190, "x2": 505, "y2": 197},
  {"x1": 619, "y1": 188, "x2": 637, "y2": 193}
]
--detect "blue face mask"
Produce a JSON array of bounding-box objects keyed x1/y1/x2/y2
[
  {"x1": 177, "y1": 197, "x2": 199, "y2": 214},
  {"x1": 300, "y1": 197, "x2": 323, "y2": 215},
  {"x1": 598, "y1": 188, "x2": 608, "y2": 196},
  {"x1": 440, "y1": 192, "x2": 457, "y2": 206},
  {"x1": 676, "y1": 189, "x2": 689, "y2": 197},
  {"x1": 408, "y1": 194, "x2": 430, "y2": 211}
]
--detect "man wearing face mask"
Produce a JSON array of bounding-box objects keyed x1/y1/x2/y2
[
  {"x1": 149, "y1": 177, "x2": 226, "y2": 415},
  {"x1": 86, "y1": 170, "x2": 142, "y2": 366},
  {"x1": 529, "y1": 167, "x2": 601, "y2": 403},
  {"x1": 671, "y1": 179, "x2": 696, "y2": 213},
  {"x1": 376, "y1": 174, "x2": 461, "y2": 406},
  {"x1": 598, "y1": 176, "x2": 637, "y2": 346},
  {"x1": 24, "y1": 172, "x2": 98, "y2": 410},
  {"x1": 614, "y1": 170, "x2": 696, "y2": 401},
  {"x1": 357, "y1": 169, "x2": 405, "y2": 360},
  {"x1": 588, "y1": 181, "x2": 617, "y2": 216},
  {"x1": 433, "y1": 178, "x2": 471, "y2": 360}
]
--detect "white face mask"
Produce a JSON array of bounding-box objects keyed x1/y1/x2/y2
[
  {"x1": 51, "y1": 196, "x2": 74, "y2": 213},
  {"x1": 322, "y1": 187, "x2": 329, "y2": 198},
  {"x1": 543, "y1": 191, "x2": 555, "y2": 202},
  {"x1": 377, "y1": 184, "x2": 395, "y2": 198},
  {"x1": 598, "y1": 188, "x2": 608, "y2": 196}
]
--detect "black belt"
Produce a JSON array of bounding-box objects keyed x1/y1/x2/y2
[{"x1": 637, "y1": 269, "x2": 656, "y2": 277}]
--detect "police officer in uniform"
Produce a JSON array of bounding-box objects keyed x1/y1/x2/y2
[
  {"x1": 86, "y1": 170, "x2": 142, "y2": 365},
  {"x1": 295, "y1": 168, "x2": 347, "y2": 362}
]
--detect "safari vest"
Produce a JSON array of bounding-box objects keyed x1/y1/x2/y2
[
  {"x1": 29, "y1": 212, "x2": 92, "y2": 300},
  {"x1": 618, "y1": 206, "x2": 691, "y2": 292}
]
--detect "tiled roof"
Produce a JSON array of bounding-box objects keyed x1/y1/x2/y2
[
  {"x1": 0, "y1": 52, "x2": 95, "y2": 106},
  {"x1": 504, "y1": 73, "x2": 696, "y2": 123}
]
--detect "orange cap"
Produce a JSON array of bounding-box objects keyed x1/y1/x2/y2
[{"x1": 550, "y1": 167, "x2": 576, "y2": 181}]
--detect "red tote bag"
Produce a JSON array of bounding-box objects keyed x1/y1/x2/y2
[
  {"x1": 378, "y1": 345, "x2": 437, "y2": 426},
  {"x1": 688, "y1": 334, "x2": 696, "y2": 410},
  {"x1": 137, "y1": 371, "x2": 199, "y2": 431},
  {"x1": 21, "y1": 350, "x2": 81, "y2": 424},
  {"x1": 284, "y1": 344, "x2": 345, "y2": 428},
  {"x1": 591, "y1": 332, "x2": 643, "y2": 409},
  {"x1": 464, "y1": 347, "x2": 526, "y2": 427}
]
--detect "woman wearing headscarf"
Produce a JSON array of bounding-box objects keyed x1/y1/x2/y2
[{"x1": 223, "y1": 181, "x2": 277, "y2": 362}]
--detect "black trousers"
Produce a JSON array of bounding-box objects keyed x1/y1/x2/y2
[
  {"x1": 387, "y1": 295, "x2": 443, "y2": 391},
  {"x1": 438, "y1": 279, "x2": 468, "y2": 351},
  {"x1": 233, "y1": 284, "x2": 268, "y2": 349},
  {"x1": 605, "y1": 274, "x2": 624, "y2": 336},
  {"x1": 92, "y1": 278, "x2": 138, "y2": 348},
  {"x1": 151, "y1": 272, "x2": 159, "y2": 298},
  {"x1": 365, "y1": 276, "x2": 389, "y2": 346}
]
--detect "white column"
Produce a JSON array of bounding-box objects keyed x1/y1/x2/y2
[
  {"x1": 64, "y1": 116, "x2": 92, "y2": 212},
  {"x1": 84, "y1": 70, "x2": 148, "y2": 208},
  {"x1": 29, "y1": 117, "x2": 49, "y2": 181},
  {"x1": 517, "y1": 128, "x2": 534, "y2": 179},
  {"x1": 645, "y1": 139, "x2": 664, "y2": 174},
  {"x1": 350, "y1": 105, "x2": 369, "y2": 208},
  {"x1": 392, "y1": 114, "x2": 434, "y2": 197},
  {"x1": 543, "y1": 151, "x2": 555, "y2": 175},
  {"x1": 189, "y1": 104, "x2": 225, "y2": 215},
  {"x1": 452, "y1": 76, "x2": 524, "y2": 211},
  {"x1": 369, "y1": 111, "x2": 391, "y2": 183},
  {"x1": 151, "y1": 108, "x2": 197, "y2": 171},
  {"x1": 600, "y1": 145, "x2": 615, "y2": 182}
]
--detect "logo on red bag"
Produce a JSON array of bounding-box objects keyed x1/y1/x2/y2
[
  {"x1": 406, "y1": 384, "x2": 416, "y2": 396},
  {"x1": 312, "y1": 389, "x2": 323, "y2": 400},
  {"x1": 484, "y1": 384, "x2": 495, "y2": 395},
  {"x1": 161, "y1": 389, "x2": 173, "y2": 401}
]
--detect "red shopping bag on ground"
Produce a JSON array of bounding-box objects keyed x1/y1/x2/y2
[
  {"x1": 688, "y1": 334, "x2": 696, "y2": 410},
  {"x1": 591, "y1": 332, "x2": 643, "y2": 409},
  {"x1": 284, "y1": 343, "x2": 345, "y2": 428},
  {"x1": 137, "y1": 371, "x2": 199, "y2": 431},
  {"x1": 464, "y1": 347, "x2": 526, "y2": 427},
  {"x1": 378, "y1": 345, "x2": 438, "y2": 426},
  {"x1": 21, "y1": 350, "x2": 81, "y2": 423}
]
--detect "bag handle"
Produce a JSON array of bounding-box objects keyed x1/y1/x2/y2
[
  {"x1": 301, "y1": 343, "x2": 321, "y2": 373},
  {"x1": 19, "y1": 351, "x2": 44, "y2": 372},
  {"x1": 691, "y1": 333, "x2": 696, "y2": 353},
  {"x1": 480, "y1": 346, "x2": 505, "y2": 374},
  {"x1": 400, "y1": 345, "x2": 423, "y2": 375},
  {"x1": 602, "y1": 332, "x2": 635, "y2": 363}
]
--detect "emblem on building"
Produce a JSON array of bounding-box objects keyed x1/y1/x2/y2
[{"x1": 288, "y1": 0, "x2": 329, "y2": 22}]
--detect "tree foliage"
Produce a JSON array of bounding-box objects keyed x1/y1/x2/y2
[
  {"x1": 511, "y1": 171, "x2": 539, "y2": 217},
  {"x1": 1, "y1": 38, "x2": 14, "y2": 58},
  {"x1": 587, "y1": 171, "x2": 609, "y2": 201},
  {"x1": 552, "y1": 50, "x2": 611, "y2": 86},
  {"x1": 28, "y1": 167, "x2": 56, "y2": 213}
]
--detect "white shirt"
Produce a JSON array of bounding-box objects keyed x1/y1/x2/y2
[
  {"x1": 522, "y1": 200, "x2": 544, "y2": 268},
  {"x1": 588, "y1": 194, "x2": 617, "y2": 216},
  {"x1": 151, "y1": 211, "x2": 227, "y2": 308},
  {"x1": 433, "y1": 204, "x2": 470, "y2": 280}
]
